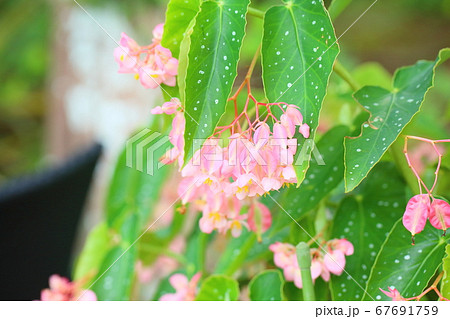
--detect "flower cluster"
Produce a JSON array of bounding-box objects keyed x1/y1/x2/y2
[
  {"x1": 402, "y1": 194, "x2": 450, "y2": 239},
  {"x1": 114, "y1": 24, "x2": 178, "y2": 89},
  {"x1": 39, "y1": 274, "x2": 97, "y2": 301},
  {"x1": 159, "y1": 273, "x2": 201, "y2": 301},
  {"x1": 269, "y1": 239, "x2": 354, "y2": 289},
  {"x1": 151, "y1": 98, "x2": 310, "y2": 238}
]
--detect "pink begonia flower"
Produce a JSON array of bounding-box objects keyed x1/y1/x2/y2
[
  {"x1": 402, "y1": 194, "x2": 430, "y2": 236},
  {"x1": 114, "y1": 25, "x2": 178, "y2": 89},
  {"x1": 159, "y1": 273, "x2": 201, "y2": 301},
  {"x1": 151, "y1": 98, "x2": 181, "y2": 115},
  {"x1": 379, "y1": 287, "x2": 405, "y2": 301},
  {"x1": 270, "y1": 239, "x2": 354, "y2": 290},
  {"x1": 113, "y1": 33, "x2": 141, "y2": 73},
  {"x1": 428, "y1": 199, "x2": 450, "y2": 232},
  {"x1": 269, "y1": 242, "x2": 296, "y2": 269},
  {"x1": 39, "y1": 274, "x2": 97, "y2": 301}
]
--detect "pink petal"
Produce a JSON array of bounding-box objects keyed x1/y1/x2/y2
[
  {"x1": 280, "y1": 114, "x2": 296, "y2": 138},
  {"x1": 169, "y1": 274, "x2": 189, "y2": 291},
  {"x1": 299, "y1": 124, "x2": 310, "y2": 139},
  {"x1": 335, "y1": 239, "x2": 354, "y2": 256},
  {"x1": 428, "y1": 199, "x2": 450, "y2": 231},
  {"x1": 311, "y1": 259, "x2": 322, "y2": 280},
  {"x1": 286, "y1": 105, "x2": 303, "y2": 125},
  {"x1": 323, "y1": 249, "x2": 345, "y2": 275},
  {"x1": 77, "y1": 290, "x2": 97, "y2": 301},
  {"x1": 293, "y1": 269, "x2": 303, "y2": 289},
  {"x1": 152, "y1": 23, "x2": 164, "y2": 41},
  {"x1": 151, "y1": 106, "x2": 164, "y2": 114},
  {"x1": 253, "y1": 123, "x2": 270, "y2": 146},
  {"x1": 283, "y1": 265, "x2": 297, "y2": 282},
  {"x1": 402, "y1": 194, "x2": 430, "y2": 236}
]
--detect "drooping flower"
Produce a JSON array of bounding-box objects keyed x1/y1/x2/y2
[
  {"x1": 159, "y1": 273, "x2": 201, "y2": 301},
  {"x1": 379, "y1": 287, "x2": 405, "y2": 301},
  {"x1": 151, "y1": 98, "x2": 182, "y2": 115},
  {"x1": 270, "y1": 239, "x2": 354, "y2": 289},
  {"x1": 39, "y1": 274, "x2": 97, "y2": 301}
]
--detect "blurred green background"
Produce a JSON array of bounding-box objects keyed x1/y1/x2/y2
[{"x1": 0, "y1": 0, "x2": 449, "y2": 184}]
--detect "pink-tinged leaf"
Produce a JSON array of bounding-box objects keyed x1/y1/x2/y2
[
  {"x1": 402, "y1": 194, "x2": 430, "y2": 236},
  {"x1": 428, "y1": 199, "x2": 450, "y2": 231}
]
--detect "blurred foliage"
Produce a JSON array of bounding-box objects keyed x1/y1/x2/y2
[{"x1": 0, "y1": 0, "x2": 51, "y2": 183}]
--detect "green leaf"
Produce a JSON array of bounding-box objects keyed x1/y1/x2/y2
[
  {"x1": 344, "y1": 48, "x2": 450, "y2": 192},
  {"x1": 441, "y1": 244, "x2": 450, "y2": 299},
  {"x1": 249, "y1": 270, "x2": 284, "y2": 301},
  {"x1": 183, "y1": 0, "x2": 250, "y2": 163},
  {"x1": 363, "y1": 221, "x2": 449, "y2": 301},
  {"x1": 106, "y1": 128, "x2": 171, "y2": 229},
  {"x1": 91, "y1": 245, "x2": 137, "y2": 301},
  {"x1": 161, "y1": 0, "x2": 200, "y2": 59},
  {"x1": 265, "y1": 125, "x2": 349, "y2": 231},
  {"x1": 73, "y1": 222, "x2": 111, "y2": 284},
  {"x1": 330, "y1": 162, "x2": 407, "y2": 301},
  {"x1": 262, "y1": 0, "x2": 339, "y2": 184},
  {"x1": 195, "y1": 275, "x2": 240, "y2": 301},
  {"x1": 214, "y1": 229, "x2": 256, "y2": 276},
  {"x1": 177, "y1": 19, "x2": 196, "y2": 105}
]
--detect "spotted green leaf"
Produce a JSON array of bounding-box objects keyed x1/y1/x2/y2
[
  {"x1": 265, "y1": 125, "x2": 349, "y2": 231},
  {"x1": 330, "y1": 162, "x2": 406, "y2": 301},
  {"x1": 441, "y1": 245, "x2": 450, "y2": 299},
  {"x1": 249, "y1": 270, "x2": 284, "y2": 301},
  {"x1": 195, "y1": 275, "x2": 240, "y2": 301},
  {"x1": 183, "y1": 0, "x2": 249, "y2": 163},
  {"x1": 262, "y1": 0, "x2": 339, "y2": 185},
  {"x1": 362, "y1": 220, "x2": 450, "y2": 301},
  {"x1": 344, "y1": 48, "x2": 450, "y2": 192},
  {"x1": 161, "y1": 0, "x2": 200, "y2": 59}
]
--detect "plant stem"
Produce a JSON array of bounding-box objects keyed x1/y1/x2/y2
[
  {"x1": 247, "y1": 7, "x2": 265, "y2": 19},
  {"x1": 389, "y1": 140, "x2": 420, "y2": 194},
  {"x1": 296, "y1": 242, "x2": 316, "y2": 301},
  {"x1": 333, "y1": 60, "x2": 360, "y2": 92}
]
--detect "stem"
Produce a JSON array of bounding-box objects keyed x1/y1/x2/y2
[
  {"x1": 247, "y1": 7, "x2": 265, "y2": 19},
  {"x1": 246, "y1": 44, "x2": 261, "y2": 80},
  {"x1": 296, "y1": 242, "x2": 316, "y2": 301},
  {"x1": 389, "y1": 140, "x2": 420, "y2": 194},
  {"x1": 333, "y1": 60, "x2": 360, "y2": 92}
]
